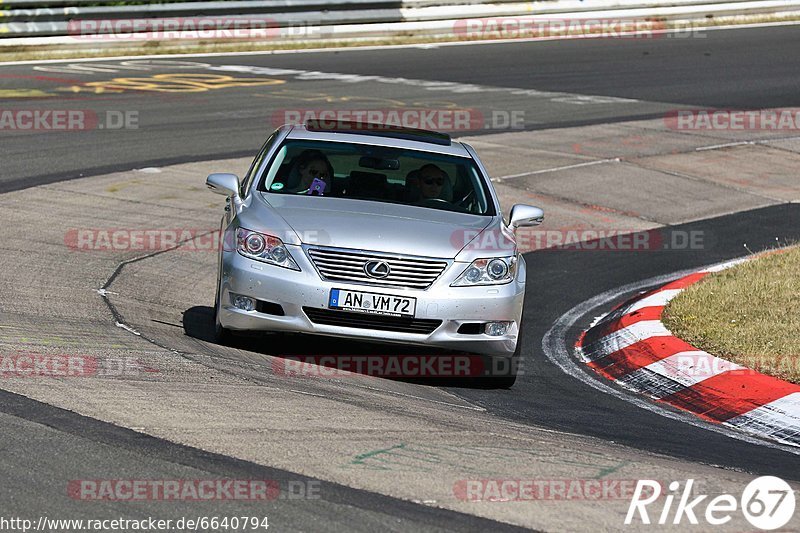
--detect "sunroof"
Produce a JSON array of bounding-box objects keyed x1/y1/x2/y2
[{"x1": 304, "y1": 120, "x2": 452, "y2": 146}]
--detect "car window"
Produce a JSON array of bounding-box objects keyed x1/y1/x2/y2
[
  {"x1": 240, "y1": 131, "x2": 278, "y2": 198},
  {"x1": 258, "y1": 140, "x2": 494, "y2": 216}
]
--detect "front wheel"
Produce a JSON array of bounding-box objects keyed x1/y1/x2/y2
[
  {"x1": 483, "y1": 367, "x2": 517, "y2": 389},
  {"x1": 483, "y1": 333, "x2": 523, "y2": 389},
  {"x1": 213, "y1": 278, "x2": 233, "y2": 345}
]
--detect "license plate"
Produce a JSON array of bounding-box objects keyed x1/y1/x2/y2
[{"x1": 329, "y1": 289, "x2": 416, "y2": 317}]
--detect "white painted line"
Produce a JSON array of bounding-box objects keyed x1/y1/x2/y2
[
  {"x1": 626, "y1": 288, "x2": 682, "y2": 313},
  {"x1": 698, "y1": 136, "x2": 800, "y2": 153},
  {"x1": 624, "y1": 350, "x2": 742, "y2": 394},
  {"x1": 2, "y1": 20, "x2": 800, "y2": 67},
  {"x1": 542, "y1": 260, "x2": 800, "y2": 455},
  {"x1": 758, "y1": 134, "x2": 800, "y2": 143},
  {"x1": 436, "y1": 388, "x2": 488, "y2": 411},
  {"x1": 203, "y1": 63, "x2": 638, "y2": 104},
  {"x1": 115, "y1": 322, "x2": 141, "y2": 336},
  {"x1": 493, "y1": 158, "x2": 620, "y2": 182},
  {"x1": 736, "y1": 392, "x2": 800, "y2": 423},
  {"x1": 585, "y1": 320, "x2": 671, "y2": 356},
  {"x1": 701, "y1": 256, "x2": 751, "y2": 272},
  {"x1": 95, "y1": 288, "x2": 119, "y2": 297},
  {"x1": 32, "y1": 58, "x2": 635, "y2": 106},
  {"x1": 726, "y1": 392, "x2": 800, "y2": 447},
  {"x1": 288, "y1": 389, "x2": 329, "y2": 399},
  {"x1": 695, "y1": 141, "x2": 755, "y2": 151}
]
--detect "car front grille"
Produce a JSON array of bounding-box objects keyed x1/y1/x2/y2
[
  {"x1": 306, "y1": 247, "x2": 448, "y2": 290},
  {"x1": 303, "y1": 307, "x2": 442, "y2": 334}
]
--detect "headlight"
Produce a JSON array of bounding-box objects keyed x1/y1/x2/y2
[
  {"x1": 236, "y1": 228, "x2": 300, "y2": 271},
  {"x1": 451, "y1": 256, "x2": 516, "y2": 286}
]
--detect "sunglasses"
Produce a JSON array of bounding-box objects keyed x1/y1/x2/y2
[
  {"x1": 422, "y1": 177, "x2": 444, "y2": 186},
  {"x1": 307, "y1": 167, "x2": 329, "y2": 180}
]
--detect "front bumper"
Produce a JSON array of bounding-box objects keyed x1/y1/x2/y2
[{"x1": 219, "y1": 246, "x2": 526, "y2": 356}]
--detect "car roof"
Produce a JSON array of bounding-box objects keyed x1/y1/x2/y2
[{"x1": 284, "y1": 122, "x2": 473, "y2": 158}]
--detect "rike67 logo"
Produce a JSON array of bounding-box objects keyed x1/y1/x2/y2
[{"x1": 626, "y1": 477, "x2": 795, "y2": 530}]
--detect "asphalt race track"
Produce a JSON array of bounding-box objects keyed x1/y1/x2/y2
[
  {"x1": 2, "y1": 24, "x2": 800, "y2": 192},
  {"x1": 1, "y1": 24, "x2": 799, "y2": 531}
]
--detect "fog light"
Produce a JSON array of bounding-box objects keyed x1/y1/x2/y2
[
  {"x1": 232, "y1": 294, "x2": 255, "y2": 311},
  {"x1": 485, "y1": 321, "x2": 511, "y2": 336}
]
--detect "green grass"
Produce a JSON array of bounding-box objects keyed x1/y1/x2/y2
[{"x1": 663, "y1": 246, "x2": 800, "y2": 384}]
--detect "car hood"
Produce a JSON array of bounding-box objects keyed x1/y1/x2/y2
[{"x1": 256, "y1": 193, "x2": 494, "y2": 259}]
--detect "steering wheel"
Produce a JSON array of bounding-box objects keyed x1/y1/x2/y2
[
  {"x1": 418, "y1": 198, "x2": 453, "y2": 207},
  {"x1": 455, "y1": 189, "x2": 475, "y2": 207},
  {"x1": 417, "y1": 197, "x2": 471, "y2": 214}
]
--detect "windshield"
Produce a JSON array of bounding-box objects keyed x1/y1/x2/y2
[{"x1": 257, "y1": 139, "x2": 495, "y2": 216}]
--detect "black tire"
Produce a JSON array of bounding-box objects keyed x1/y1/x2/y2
[
  {"x1": 213, "y1": 277, "x2": 233, "y2": 345},
  {"x1": 483, "y1": 333, "x2": 523, "y2": 389},
  {"x1": 483, "y1": 365, "x2": 517, "y2": 389}
]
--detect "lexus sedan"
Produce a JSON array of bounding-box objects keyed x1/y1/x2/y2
[{"x1": 206, "y1": 120, "x2": 543, "y2": 387}]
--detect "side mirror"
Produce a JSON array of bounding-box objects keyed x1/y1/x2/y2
[
  {"x1": 206, "y1": 173, "x2": 240, "y2": 197},
  {"x1": 509, "y1": 204, "x2": 544, "y2": 229}
]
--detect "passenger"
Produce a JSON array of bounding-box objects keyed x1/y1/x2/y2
[{"x1": 417, "y1": 164, "x2": 449, "y2": 201}]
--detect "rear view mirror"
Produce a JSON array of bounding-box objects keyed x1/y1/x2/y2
[
  {"x1": 359, "y1": 156, "x2": 400, "y2": 171},
  {"x1": 206, "y1": 173, "x2": 240, "y2": 197},
  {"x1": 509, "y1": 204, "x2": 544, "y2": 229}
]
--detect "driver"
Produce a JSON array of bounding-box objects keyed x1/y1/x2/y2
[{"x1": 285, "y1": 149, "x2": 334, "y2": 194}]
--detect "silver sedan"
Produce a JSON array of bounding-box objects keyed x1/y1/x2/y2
[{"x1": 206, "y1": 121, "x2": 543, "y2": 387}]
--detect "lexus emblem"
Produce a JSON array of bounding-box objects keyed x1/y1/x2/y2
[{"x1": 364, "y1": 260, "x2": 391, "y2": 279}]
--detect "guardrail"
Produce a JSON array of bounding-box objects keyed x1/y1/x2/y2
[
  {"x1": 1, "y1": 0, "x2": 798, "y2": 40},
  {"x1": 7, "y1": 0, "x2": 501, "y2": 37}
]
